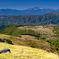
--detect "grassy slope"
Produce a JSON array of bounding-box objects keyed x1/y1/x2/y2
[
  {"x1": 0, "y1": 25, "x2": 54, "y2": 38},
  {"x1": 0, "y1": 42, "x2": 58, "y2": 59},
  {"x1": 0, "y1": 25, "x2": 57, "y2": 53},
  {"x1": 0, "y1": 34, "x2": 57, "y2": 53}
]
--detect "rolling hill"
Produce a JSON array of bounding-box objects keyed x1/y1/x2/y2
[
  {"x1": 0, "y1": 25, "x2": 58, "y2": 54},
  {"x1": 0, "y1": 12, "x2": 59, "y2": 25}
]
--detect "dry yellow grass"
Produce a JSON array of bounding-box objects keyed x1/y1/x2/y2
[
  {"x1": 0, "y1": 34, "x2": 58, "y2": 59},
  {"x1": 0, "y1": 34, "x2": 10, "y2": 39},
  {"x1": 21, "y1": 35, "x2": 35, "y2": 40},
  {"x1": 18, "y1": 25, "x2": 54, "y2": 36},
  {"x1": 0, "y1": 43, "x2": 58, "y2": 59}
]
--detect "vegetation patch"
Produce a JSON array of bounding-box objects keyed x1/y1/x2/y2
[{"x1": 0, "y1": 38, "x2": 13, "y2": 44}]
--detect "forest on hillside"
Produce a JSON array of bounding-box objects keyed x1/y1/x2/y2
[{"x1": 0, "y1": 12, "x2": 59, "y2": 25}]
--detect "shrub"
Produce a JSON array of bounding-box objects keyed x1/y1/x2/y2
[
  {"x1": 6, "y1": 39, "x2": 13, "y2": 44},
  {"x1": 34, "y1": 37, "x2": 39, "y2": 40},
  {"x1": 57, "y1": 51, "x2": 59, "y2": 53},
  {"x1": 0, "y1": 38, "x2": 2, "y2": 41},
  {"x1": 40, "y1": 37, "x2": 46, "y2": 40},
  {"x1": 30, "y1": 45, "x2": 35, "y2": 48}
]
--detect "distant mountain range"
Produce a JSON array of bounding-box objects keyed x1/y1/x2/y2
[
  {"x1": 0, "y1": 7, "x2": 59, "y2": 15},
  {"x1": 26, "y1": 7, "x2": 59, "y2": 10},
  {"x1": 0, "y1": 12, "x2": 59, "y2": 25}
]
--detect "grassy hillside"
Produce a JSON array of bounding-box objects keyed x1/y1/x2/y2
[
  {"x1": 0, "y1": 43, "x2": 58, "y2": 59},
  {"x1": 0, "y1": 34, "x2": 56, "y2": 53},
  {"x1": 0, "y1": 25, "x2": 59, "y2": 54}
]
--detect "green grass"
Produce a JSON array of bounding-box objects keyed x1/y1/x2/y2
[{"x1": 0, "y1": 26, "x2": 40, "y2": 37}]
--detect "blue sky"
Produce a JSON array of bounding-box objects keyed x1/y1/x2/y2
[{"x1": 0, "y1": 0, "x2": 59, "y2": 10}]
